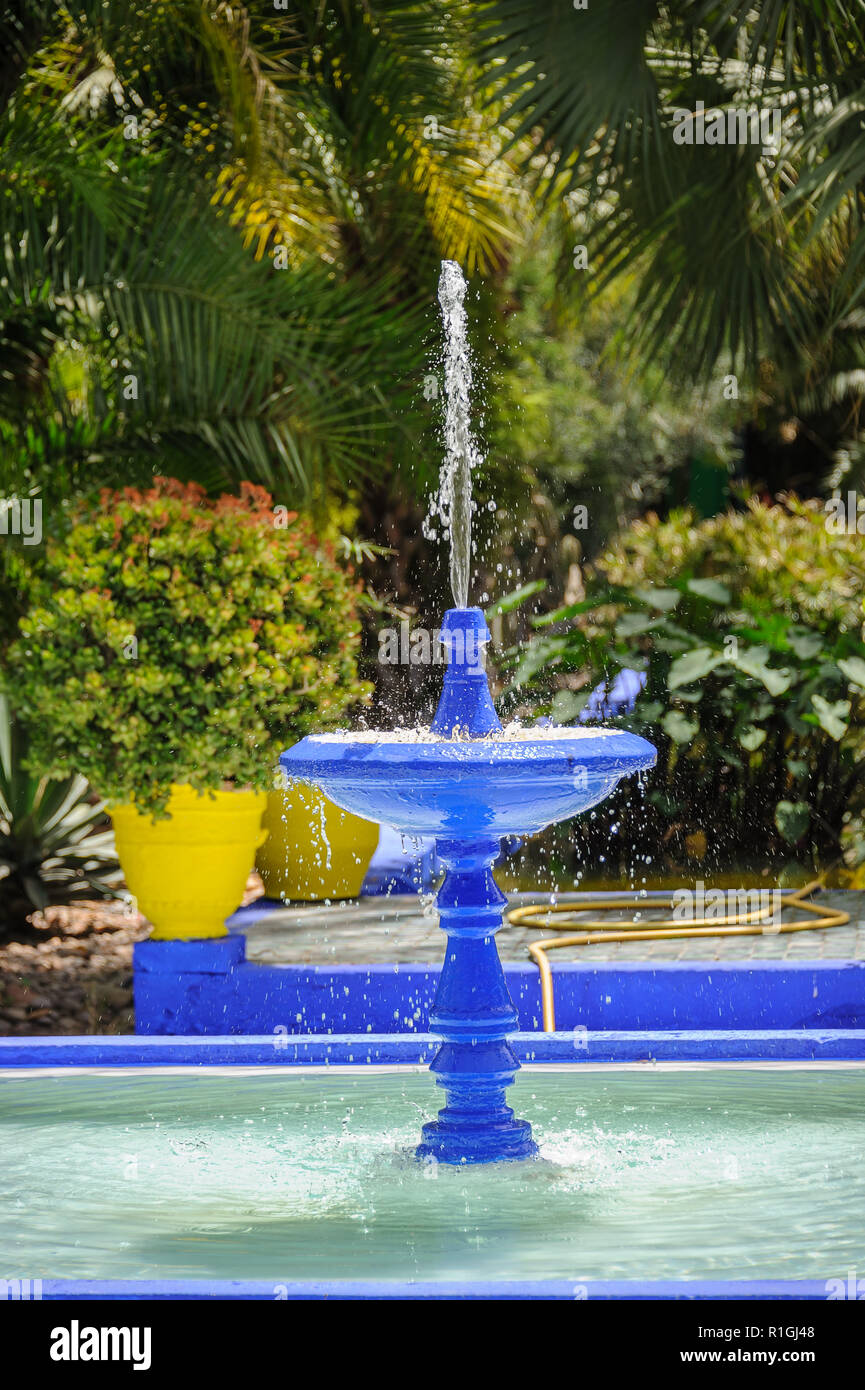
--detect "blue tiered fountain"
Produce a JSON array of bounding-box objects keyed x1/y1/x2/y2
[
  {"x1": 281, "y1": 607, "x2": 655, "y2": 1163},
  {"x1": 282, "y1": 262, "x2": 654, "y2": 1163}
]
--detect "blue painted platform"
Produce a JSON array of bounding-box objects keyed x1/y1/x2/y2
[{"x1": 132, "y1": 934, "x2": 865, "y2": 1035}]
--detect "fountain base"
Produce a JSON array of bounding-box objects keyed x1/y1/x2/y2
[
  {"x1": 418, "y1": 1116, "x2": 537, "y2": 1165},
  {"x1": 412, "y1": 838, "x2": 538, "y2": 1164}
]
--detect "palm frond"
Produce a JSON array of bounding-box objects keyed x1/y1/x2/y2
[{"x1": 477, "y1": 0, "x2": 865, "y2": 374}]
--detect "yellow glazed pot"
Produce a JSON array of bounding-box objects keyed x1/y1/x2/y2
[
  {"x1": 257, "y1": 782, "x2": 379, "y2": 901},
  {"x1": 111, "y1": 784, "x2": 267, "y2": 939}
]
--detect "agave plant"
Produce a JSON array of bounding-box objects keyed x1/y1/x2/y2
[{"x1": 0, "y1": 696, "x2": 122, "y2": 941}]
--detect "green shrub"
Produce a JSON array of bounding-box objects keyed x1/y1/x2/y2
[
  {"x1": 504, "y1": 496, "x2": 865, "y2": 872},
  {"x1": 6, "y1": 479, "x2": 370, "y2": 817}
]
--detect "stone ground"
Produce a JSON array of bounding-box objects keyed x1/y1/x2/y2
[
  {"x1": 2, "y1": 882, "x2": 863, "y2": 1036},
  {"x1": 0, "y1": 875, "x2": 261, "y2": 1036},
  {"x1": 0, "y1": 900, "x2": 146, "y2": 1036},
  {"x1": 239, "y1": 889, "x2": 865, "y2": 965}
]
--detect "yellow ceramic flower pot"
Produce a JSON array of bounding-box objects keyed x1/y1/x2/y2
[
  {"x1": 111, "y1": 784, "x2": 267, "y2": 939},
  {"x1": 257, "y1": 782, "x2": 379, "y2": 901}
]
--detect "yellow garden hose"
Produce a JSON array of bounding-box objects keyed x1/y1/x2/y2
[{"x1": 507, "y1": 881, "x2": 850, "y2": 1033}]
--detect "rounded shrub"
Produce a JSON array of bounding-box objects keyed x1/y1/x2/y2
[{"x1": 8, "y1": 479, "x2": 370, "y2": 816}]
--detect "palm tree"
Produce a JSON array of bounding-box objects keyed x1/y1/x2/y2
[
  {"x1": 0, "y1": 1, "x2": 519, "y2": 512},
  {"x1": 477, "y1": 0, "x2": 865, "y2": 390}
]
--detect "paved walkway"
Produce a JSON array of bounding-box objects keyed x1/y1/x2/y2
[{"x1": 234, "y1": 890, "x2": 865, "y2": 966}]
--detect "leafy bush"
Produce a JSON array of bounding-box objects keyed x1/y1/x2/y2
[
  {"x1": 7, "y1": 479, "x2": 370, "y2": 816},
  {"x1": 0, "y1": 695, "x2": 121, "y2": 941},
  {"x1": 504, "y1": 497, "x2": 865, "y2": 872}
]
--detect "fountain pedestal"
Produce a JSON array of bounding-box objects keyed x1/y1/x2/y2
[{"x1": 417, "y1": 837, "x2": 537, "y2": 1164}]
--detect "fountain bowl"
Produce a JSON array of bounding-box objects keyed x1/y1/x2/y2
[{"x1": 279, "y1": 727, "x2": 656, "y2": 839}]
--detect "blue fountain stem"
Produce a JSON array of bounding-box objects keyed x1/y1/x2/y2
[
  {"x1": 430, "y1": 607, "x2": 502, "y2": 737},
  {"x1": 416, "y1": 837, "x2": 538, "y2": 1164}
]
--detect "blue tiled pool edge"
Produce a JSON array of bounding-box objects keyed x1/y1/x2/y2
[
  {"x1": 3, "y1": 1029, "x2": 865, "y2": 1066},
  {"x1": 4, "y1": 1033, "x2": 861, "y2": 1302},
  {"x1": 33, "y1": 1279, "x2": 838, "y2": 1301}
]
